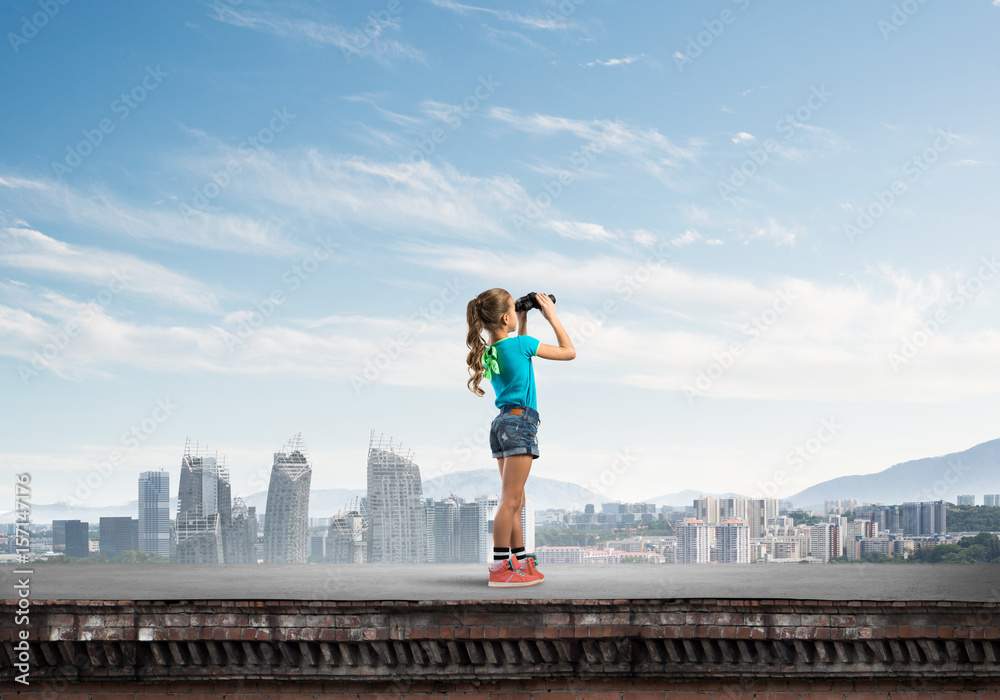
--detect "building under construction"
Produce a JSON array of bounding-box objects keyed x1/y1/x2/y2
[
  {"x1": 263, "y1": 433, "x2": 312, "y2": 563},
  {"x1": 172, "y1": 439, "x2": 231, "y2": 564},
  {"x1": 224, "y1": 496, "x2": 258, "y2": 564},
  {"x1": 365, "y1": 430, "x2": 425, "y2": 564},
  {"x1": 327, "y1": 496, "x2": 367, "y2": 564}
]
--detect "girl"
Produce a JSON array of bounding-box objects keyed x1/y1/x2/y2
[{"x1": 465, "y1": 289, "x2": 576, "y2": 587}]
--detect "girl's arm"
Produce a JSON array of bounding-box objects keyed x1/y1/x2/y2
[{"x1": 533, "y1": 293, "x2": 576, "y2": 360}]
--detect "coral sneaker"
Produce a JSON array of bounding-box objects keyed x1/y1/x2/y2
[
  {"x1": 523, "y1": 555, "x2": 544, "y2": 581},
  {"x1": 510, "y1": 555, "x2": 543, "y2": 583},
  {"x1": 488, "y1": 558, "x2": 540, "y2": 587}
]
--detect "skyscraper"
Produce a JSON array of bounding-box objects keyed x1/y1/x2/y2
[
  {"x1": 986, "y1": 494, "x2": 1000, "y2": 507},
  {"x1": 429, "y1": 496, "x2": 461, "y2": 563},
  {"x1": 263, "y1": 433, "x2": 313, "y2": 563},
  {"x1": 99, "y1": 517, "x2": 138, "y2": 558},
  {"x1": 173, "y1": 440, "x2": 231, "y2": 564},
  {"x1": 138, "y1": 469, "x2": 170, "y2": 558},
  {"x1": 477, "y1": 493, "x2": 500, "y2": 564},
  {"x1": 957, "y1": 495, "x2": 975, "y2": 506},
  {"x1": 749, "y1": 499, "x2": 780, "y2": 539},
  {"x1": 458, "y1": 501, "x2": 483, "y2": 563},
  {"x1": 366, "y1": 430, "x2": 425, "y2": 564},
  {"x1": 693, "y1": 496, "x2": 719, "y2": 524},
  {"x1": 53, "y1": 520, "x2": 90, "y2": 558}
]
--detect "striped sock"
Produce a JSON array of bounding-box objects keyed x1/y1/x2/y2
[
  {"x1": 493, "y1": 546, "x2": 510, "y2": 562},
  {"x1": 511, "y1": 545, "x2": 527, "y2": 562}
]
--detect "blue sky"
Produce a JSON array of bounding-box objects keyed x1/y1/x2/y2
[{"x1": 2, "y1": 0, "x2": 999, "y2": 513}]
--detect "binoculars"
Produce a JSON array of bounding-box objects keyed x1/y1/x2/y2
[{"x1": 514, "y1": 292, "x2": 556, "y2": 313}]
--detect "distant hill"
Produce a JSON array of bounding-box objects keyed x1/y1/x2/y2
[{"x1": 788, "y1": 437, "x2": 1000, "y2": 511}]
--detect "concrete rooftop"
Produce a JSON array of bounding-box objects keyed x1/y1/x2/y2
[{"x1": 3, "y1": 562, "x2": 998, "y2": 602}]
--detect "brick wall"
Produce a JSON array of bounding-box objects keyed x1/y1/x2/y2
[{"x1": 2, "y1": 596, "x2": 998, "y2": 697}]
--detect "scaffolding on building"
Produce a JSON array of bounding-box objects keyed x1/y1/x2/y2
[
  {"x1": 328, "y1": 495, "x2": 368, "y2": 564},
  {"x1": 367, "y1": 429, "x2": 414, "y2": 462},
  {"x1": 263, "y1": 432, "x2": 312, "y2": 563},
  {"x1": 365, "y1": 429, "x2": 424, "y2": 564},
  {"x1": 173, "y1": 437, "x2": 231, "y2": 564}
]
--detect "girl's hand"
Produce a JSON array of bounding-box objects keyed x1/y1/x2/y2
[{"x1": 536, "y1": 292, "x2": 557, "y2": 321}]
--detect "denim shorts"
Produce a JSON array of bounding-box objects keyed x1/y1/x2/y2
[{"x1": 489, "y1": 404, "x2": 540, "y2": 459}]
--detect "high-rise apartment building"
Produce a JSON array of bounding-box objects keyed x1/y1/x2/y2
[
  {"x1": 900, "y1": 501, "x2": 946, "y2": 536},
  {"x1": 676, "y1": 518, "x2": 710, "y2": 563},
  {"x1": 715, "y1": 519, "x2": 749, "y2": 563}
]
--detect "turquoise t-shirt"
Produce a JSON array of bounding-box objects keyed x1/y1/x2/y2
[{"x1": 486, "y1": 335, "x2": 541, "y2": 411}]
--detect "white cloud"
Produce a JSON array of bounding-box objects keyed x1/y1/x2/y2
[
  {"x1": 0, "y1": 173, "x2": 301, "y2": 256},
  {"x1": 668, "y1": 229, "x2": 701, "y2": 247},
  {"x1": 426, "y1": 0, "x2": 581, "y2": 31},
  {"x1": 3, "y1": 240, "x2": 998, "y2": 405},
  {"x1": 583, "y1": 54, "x2": 644, "y2": 67},
  {"x1": 0, "y1": 227, "x2": 225, "y2": 313},
  {"x1": 487, "y1": 106, "x2": 701, "y2": 187},
  {"x1": 731, "y1": 132, "x2": 755, "y2": 144},
  {"x1": 208, "y1": 5, "x2": 425, "y2": 66},
  {"x1": 543, "y1": 220, "x2": 616, "y2": 241},
  {"x1": 739, "y1": 217, "x2": 800, "y2": 247}
]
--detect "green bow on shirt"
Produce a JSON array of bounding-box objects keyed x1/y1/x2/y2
[{"x1": 482, "y1": 344, "x2": 500, "y2": 380}]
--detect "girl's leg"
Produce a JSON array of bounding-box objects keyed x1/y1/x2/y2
[
  {"x1": 492, "y1": 453, "x2": 532, "y2": 549},
  {"x1": 511, "y1": 494, "x2": 525, "y2": 549},
  {"x1": 497, "y1": 457, "x2": 526, "y2": 549}
]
